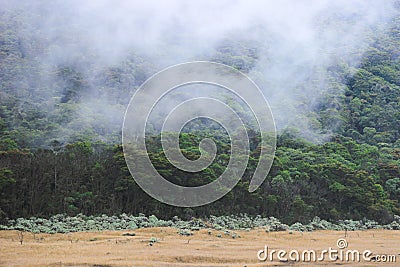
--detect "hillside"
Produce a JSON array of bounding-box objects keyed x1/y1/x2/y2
[{"x1": 0, "y1": 1, "x2": 399, "y2": 225}]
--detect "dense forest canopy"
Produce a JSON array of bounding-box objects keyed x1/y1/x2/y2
[{"x1": 0, "y1": 1, "x2": 399, "y2": 224}]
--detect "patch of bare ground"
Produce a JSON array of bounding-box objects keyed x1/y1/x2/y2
[{"x1": 0, "y1": 228, "x2": 399, "y2": 266}]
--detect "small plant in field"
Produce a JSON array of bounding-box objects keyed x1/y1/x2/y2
[
  {"x1": 178, "y1": 229, "x2": 193, "y2": 236},
  {"x1": 149, "y1": 237, "x2": 159, "y2": 244}
]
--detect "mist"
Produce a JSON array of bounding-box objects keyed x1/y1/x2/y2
[{"x1": 1, "y1": 0, "x2": 397, "y2": 145}]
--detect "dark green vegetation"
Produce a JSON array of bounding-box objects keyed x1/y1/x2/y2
[{"x1": 1, "y1": 4, "x2": 400, "y2": 226}]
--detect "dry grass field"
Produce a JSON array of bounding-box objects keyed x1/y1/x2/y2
[{"x1": 0, "y1": 228, "x2": 399, "y2": 267}]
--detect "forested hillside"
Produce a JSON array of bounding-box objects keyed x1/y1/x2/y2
[{"x1": 0, "y1": 1, "x2": 399, "y2": 225}]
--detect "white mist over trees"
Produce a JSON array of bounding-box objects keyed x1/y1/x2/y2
[{"x1": 1, "y1": 0, "x2": 397, "y2": 145}]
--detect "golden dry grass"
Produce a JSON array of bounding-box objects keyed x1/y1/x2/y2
[{"x1": 0, "y1": 228, "x2": 399, "y2": 267}]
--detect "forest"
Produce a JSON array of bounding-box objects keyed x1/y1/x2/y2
[{"x1": 0, "y1": 1, "x2": 400, "y2": 226}]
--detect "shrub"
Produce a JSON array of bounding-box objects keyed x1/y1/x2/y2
[
  {"x1": 178, "y1": 229, "x2": 193, "y2": 236},
  {"x1": 149, "y1": 237, "x2": 159, "y2": 243},
  {"x1": 0, "y1": 213, "x2": 394, "y2": 233},
  {"x1": 290, "y1": 222, "x2": 310, "y2": 232}
]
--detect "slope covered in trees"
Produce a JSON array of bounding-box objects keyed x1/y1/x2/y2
[{"x1": 0, "y1": 3, "x2": 399, "y2": 225}]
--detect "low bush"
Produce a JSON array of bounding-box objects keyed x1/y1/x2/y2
[{"x1": 1, "y1": 214, "x2": 399, "y2": 234}]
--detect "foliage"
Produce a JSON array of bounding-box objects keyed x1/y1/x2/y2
[
  {"x1": 177, "y1": 229, "x2": 193, "y2": 236},
  {"x1": 2, "y1": 214, "x2": 400, "y2": 234},
  {"x1": 0, "y1": 3, "x2": 400, "y2": 226}
]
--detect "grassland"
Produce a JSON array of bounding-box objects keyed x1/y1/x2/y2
[{"x1": 1, "y1": 228, "x2": 399, "y2": 266}]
